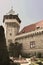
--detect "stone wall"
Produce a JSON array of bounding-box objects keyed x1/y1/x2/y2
[{"x1": 15, "y1": 29, "x2": 43, "y2": 54}]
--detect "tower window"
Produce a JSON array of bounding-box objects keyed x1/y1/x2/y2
[
  {"x1": 6, "y1": 16, "x2": 8, "y2": 19},
  {"x1": 10, "y1": 33, "x2": 12, "y2": 36},
  {"x1": 9, "y1": 15, "x2": 12, "y2": 19}
]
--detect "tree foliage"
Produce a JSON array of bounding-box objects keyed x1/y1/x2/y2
[
  {"x1": 9, "y1": 42, "x2": 22, "y2": 57},
  {"x1": 9, "y1": 43, "x2": 15, "y2": 57}
]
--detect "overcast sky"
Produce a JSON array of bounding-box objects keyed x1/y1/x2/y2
[{"x1": 0, "y1": 0, "x2": 43, "y2": 30}]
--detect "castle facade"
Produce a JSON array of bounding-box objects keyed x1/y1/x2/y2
[{"x1": 3, "y1": 9, "x2": 43, "y2": 56}]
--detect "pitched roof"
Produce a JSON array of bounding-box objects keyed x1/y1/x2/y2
[
  {"x1": 36, "y1": 20, "x2": 43, "y2": 27},
  {"x1": 19, "y1": 20, "x2": 43, "y2": 34},
  {"x1": 20, "y1": 24, "x2": 36, "y2": 34},
  {"x1": 7, "y1": 8, "x2": 15, "y2": 15}
]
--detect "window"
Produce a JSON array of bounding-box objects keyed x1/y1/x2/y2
[
  {"x1": 30, "y1": 41, "x2": 35, "y2": 48},
  {"x1": 10, "y1": 33, "x2": 12, "y2": 36},
  {"x1": 42, "y1": 31, "x2": 43, "y2": 34},
  {"x1": 36, "y1": 26, "x2": 40, "y2": 29}
]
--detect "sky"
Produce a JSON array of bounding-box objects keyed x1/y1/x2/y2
[{"x1": 0, "y1": 0, "x2": 43, "y2": 30}]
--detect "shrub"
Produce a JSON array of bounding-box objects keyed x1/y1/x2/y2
[
  {"x1": 21, "y1": 52, "x2": 31, "y2": 58},
  {"x1": 36, "y1": 52, "x2": 42, "y2": 58}
]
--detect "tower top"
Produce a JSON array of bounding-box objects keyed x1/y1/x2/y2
[
  {"x1": 3, "y1": 8, "x2": 21, "y2": 23},
  {"x1": 6, "y1": 7, "x2": 15, "y2": 15}
]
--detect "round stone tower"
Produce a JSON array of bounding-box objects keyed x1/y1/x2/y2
[{"x1": 3, "y1": 8, "x2": 21, "y2": 46}]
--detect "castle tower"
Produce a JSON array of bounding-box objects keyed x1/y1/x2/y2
[{"x1": 3, "y1": 9, "x2": 21, "y2": 46}]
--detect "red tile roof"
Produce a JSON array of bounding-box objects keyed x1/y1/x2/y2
[
  {"x1": 18, "y1": 20, "x2": 43, "y2": 35},
  {"x1": 36, "y1": 20, "x2": 43, "y2": 27}
]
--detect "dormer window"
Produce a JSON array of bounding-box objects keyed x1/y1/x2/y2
[{"x1": 36, "y1": 26, "x2": 40, "y2": 29}]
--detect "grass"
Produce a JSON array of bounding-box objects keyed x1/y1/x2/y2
[
  {"x1": 31, "y1": 62, "x2": 39, "y2": 65},
  {"x1": 31, "y1": 58, "x2": 43, "y2": 65}
]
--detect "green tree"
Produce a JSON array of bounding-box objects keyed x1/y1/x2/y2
[
  {"x1": 14, "y1": 42, "x2": 22, "y2": 57},
  {"x1": 9, "y1": 42, "x2": 22, "y2": 57},
  {"x1": 37, "y1": 52, "x2": 41, "y2": 58},
  {"x1": 9, "y1": 43, "x2": 15, "y2": 57}
]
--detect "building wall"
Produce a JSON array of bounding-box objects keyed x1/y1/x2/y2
[
  {"x1": 5, "y1": 19, "x2": 20, "y2": 46},
  {"x1": 15, "y1": 29, "x2": 43, "y2": 54}
]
